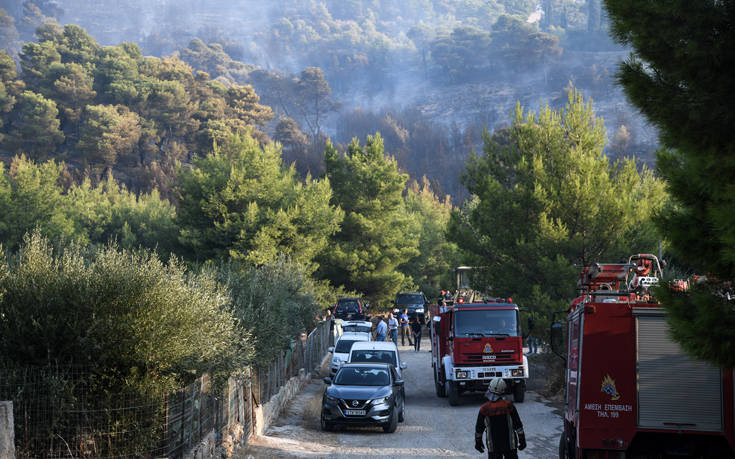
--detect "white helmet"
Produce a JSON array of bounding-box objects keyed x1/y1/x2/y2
[{"x1": 487, "y1": 378, "x2": 506, "y2": 395}]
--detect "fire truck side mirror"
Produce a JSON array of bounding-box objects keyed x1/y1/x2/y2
[
  {"x1": 432, "y1": 315, "x2": 442, "y2": 336},
  {"x1": 550, "y1": 322, "x2": 565, "y2": 361}
]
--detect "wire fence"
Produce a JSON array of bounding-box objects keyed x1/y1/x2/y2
[
  {"x1": 0, "y1": 365, "x2": 169, "y2": 458},
  {"x1": 254, "y1": 320, "x2": 332, "y2": 403},
  {"x1": 0, "y1": 321, "x2": 334, "y2": 458}
]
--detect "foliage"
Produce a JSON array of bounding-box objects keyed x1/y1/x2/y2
[
  {"x1": 214, "y1": 257, "x2": 322, "y2": 363},
  {"x1": 0, "y1": 49, "x2": 22, "y2": 141},
  {"x1": 318, "y1": 133, "x2": 418, "y2": 306},
  {"x1": 655, "y1": 280, "x2": 735, "y2": 368},
  {"x1": 448, "y1": 89, "x2": 667, "y2": 331},
  {"x1": 175, "y1": 132, "x2": 343, "y2": 270},
  {"x1": 0, "y1": 155, "x2": 177, "y2": 255},
  {"x1": 274, "y1": 116, "x2": 315, "y2": 174},
  {"x1": 430, "y1": 16, "x2": 561, "y2": 79},
  {"x1": 66, "y1": 173, "x2": 178, "y2": 255},
  {"x1": 0, "y1": 156, "x2": 76, "y2": 251},
  {"x1": 2, "y1": 89, "x2": 64, "y2": 159},
  {"x1": 179, "y1": 38, "x2": 255, "y2": 84},
  {"x1": 77, "y1": 104, "x2": 142, "y2": 172},
  {"x1": 400, "y1": 177, "x2": 460, "y2": 299},
  {"x1": 0, "y1": 8, "x2": 20, "y2": 54},
  {"x1": 0, "y1": 231, "x2": 250, "y2": 395},
  {"x1": 1, "y1": 24, "x2": 273, "y2": 194},
  {"x1": 605, "y1": 0, "x2": 735, "y2": 367}
]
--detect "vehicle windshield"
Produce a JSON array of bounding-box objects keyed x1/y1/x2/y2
[
  {"x1": 342, "y1": 325, "x2": 371, "y2": 334},
  {"x1": 350, "y1": 350, "x2": 397, "y2": 366},
  {"x1": 337, "y1": 300, "x2": 360, "y2": 312},
  {"x1": 335, "y1": 339, "x2": 360, "y2": 353},
  {"x1": 396, "y1": 293, "x2": 423, "y2": 305},
  {"x1": 334, "y1": 367, "x2": 390, "y2": 386},
  {"x1": 454, "y1": 309, "x2": 520, "y2": 337}
]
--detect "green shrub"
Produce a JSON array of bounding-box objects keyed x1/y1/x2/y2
[
  {"x1": 215, "y1": 257, "x2": 321, "y2": 363},
  {"x1": 0, "y1": 231, "x2": 250, "y2": 395}
]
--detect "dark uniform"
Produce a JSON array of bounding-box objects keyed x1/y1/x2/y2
[{"x1": 474, "y1": 397, "x2": 526, "y2": 459}]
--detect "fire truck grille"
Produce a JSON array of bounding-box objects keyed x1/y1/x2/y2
[
  {"x1": 462, "y1": 353, "x2": 515, "y2": 363},
  {"x1": 478, "y1": 372, "x2": 503, "y2": 378}
]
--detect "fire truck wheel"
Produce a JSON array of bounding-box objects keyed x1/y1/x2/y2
[
  {"x1": 513, "y1": 381, "x2": 525, "y2": 403},
  {"x1": 434, "y1": 369, "x2": 447, "y2": 397},
  {"x1": 447, "y1": 381, "x2": 460, "y2": 406},
  {"x1": 558, "y1": 432, "x2": 567, "y2": 459}
]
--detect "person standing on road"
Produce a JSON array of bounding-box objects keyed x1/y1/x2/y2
[
  {"x1": 474, "y1": 378, "x2": 526, "y2": 459},
  {"x1": 410, "y1": 317, "x2": 422, "y2": 351},
  {"x1": 376, "y1": 315, "x2": 387, "y2": 342},
  {"x1": 400, "y1": 309, "x2": 414, "y2": 347},
  {"x1": 388, "y1": 313, "x2": 399, "y2": 346}
]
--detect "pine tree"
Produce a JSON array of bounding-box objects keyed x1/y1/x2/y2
[
  {"x1": 318, "y1": 133, "x2": 419, "y2": 305},
  {"x1": 605, "y1": 0, "x2": 735, "y2": 367},
  {"x1": 449, "y1": 89, "x2": 666, "y2": 331},
  {"x1": 175, "y1": 132, "x2": 342, "y2": 271}
]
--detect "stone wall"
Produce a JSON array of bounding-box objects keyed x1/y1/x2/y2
[{"x1": 253, "y1": 352, "x2": 330, "y2": 437}]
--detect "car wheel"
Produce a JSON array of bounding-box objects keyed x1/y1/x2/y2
[
  {"x1": 513, "y1": 381, "x2": 525, "y2": 403},
  {"x1": 320, "y1": 412, "x2": 333, "y2": 431},
  {"x1": 398, "y1": 399, "x2": 405, "y2": 422},
  {"x1": 383, "y1": 407, "x2": 398, "y2": 433},
  {"x1": 447, "y1": 381, "x2": 460, "y2": 406}
]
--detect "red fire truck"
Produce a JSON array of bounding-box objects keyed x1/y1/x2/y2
[
  {"x1": 429, "y1": 289, "x2": 529, "y2": 406},
  {"x1": 554, "y1": 254, "x2": 735, "y2": 458}
]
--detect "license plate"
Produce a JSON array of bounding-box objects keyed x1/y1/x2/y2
[{"x1": 344, "y1": 409, "x2": 366, "y2": 416}]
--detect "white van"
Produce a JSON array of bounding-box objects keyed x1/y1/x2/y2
[
  {"x1": 348, "y1": 341, "x2": 407, "y2": 379},
  {"x1": 329, "y1": 332, "x2": 370, "y2": 376}
]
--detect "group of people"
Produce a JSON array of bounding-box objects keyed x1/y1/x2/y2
[{"x1": 374, "y1": 309, "x2": 423, "y2": 351}]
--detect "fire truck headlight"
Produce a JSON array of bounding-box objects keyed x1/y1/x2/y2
[
  {"x1": 456, "y1": 370, "x2": 469, "y2": 379},
  {"x1": 511, "y1": 367, "x2": 524, "y2": 377}
]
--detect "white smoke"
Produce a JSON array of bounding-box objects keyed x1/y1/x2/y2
[{"x1": 526, "y1": 4, "x2": 545, "y2": 24}]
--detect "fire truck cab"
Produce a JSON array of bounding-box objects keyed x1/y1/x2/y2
[
  {"x1": 555, "y1": 254, "x2": 735, "y2": 459},
  {"x1": 430, "y1": 297, "x2": 529, "y2": 406}
]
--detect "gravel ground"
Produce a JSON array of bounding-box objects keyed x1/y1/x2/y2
[{"x1": 239, "y1": 336, "x2": 563, "y2": 458}]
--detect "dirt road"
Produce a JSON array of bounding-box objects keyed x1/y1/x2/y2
[{"x1": 239, "y1": 336, "x2": 562, "y2": 458}]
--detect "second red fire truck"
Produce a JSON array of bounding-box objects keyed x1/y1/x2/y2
[{"x1": 554, "y1": 254, "x2": 735, "y2": 458}]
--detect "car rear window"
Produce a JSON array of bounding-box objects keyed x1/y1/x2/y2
[
  {"x1": 396, "y1": 294, "x2": 423, "y2": 304},
  {"x1": 342, "y1": 325, "x2": 371, "y2": 333},
  {"x1": 337, "y1": 300, "x2": 359, "y2": 312},
  {"x1": 335, "y1": 367, "x2": 390, "y2": 386},
  {"x1": 335, "y1": 339, "x2": 358, "y2": 353},
  {"x1": 350, "y1": 350, "x2": 397, "y2": 366}
]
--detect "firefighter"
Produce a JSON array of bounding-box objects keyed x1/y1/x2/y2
[{"x1": 474, "y1": 378, "x2": 526, "y2": 459}]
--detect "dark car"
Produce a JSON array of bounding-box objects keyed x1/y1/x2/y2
[
  {"x1": 333, "y1": 297, "x2": 366, "y2": 321},
  {"x1": 394, "y1": 292, "x2": 428, "y2": 324},
  {"x1": 321, "y1": 363, "x2": 405, "y2": 433}
]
